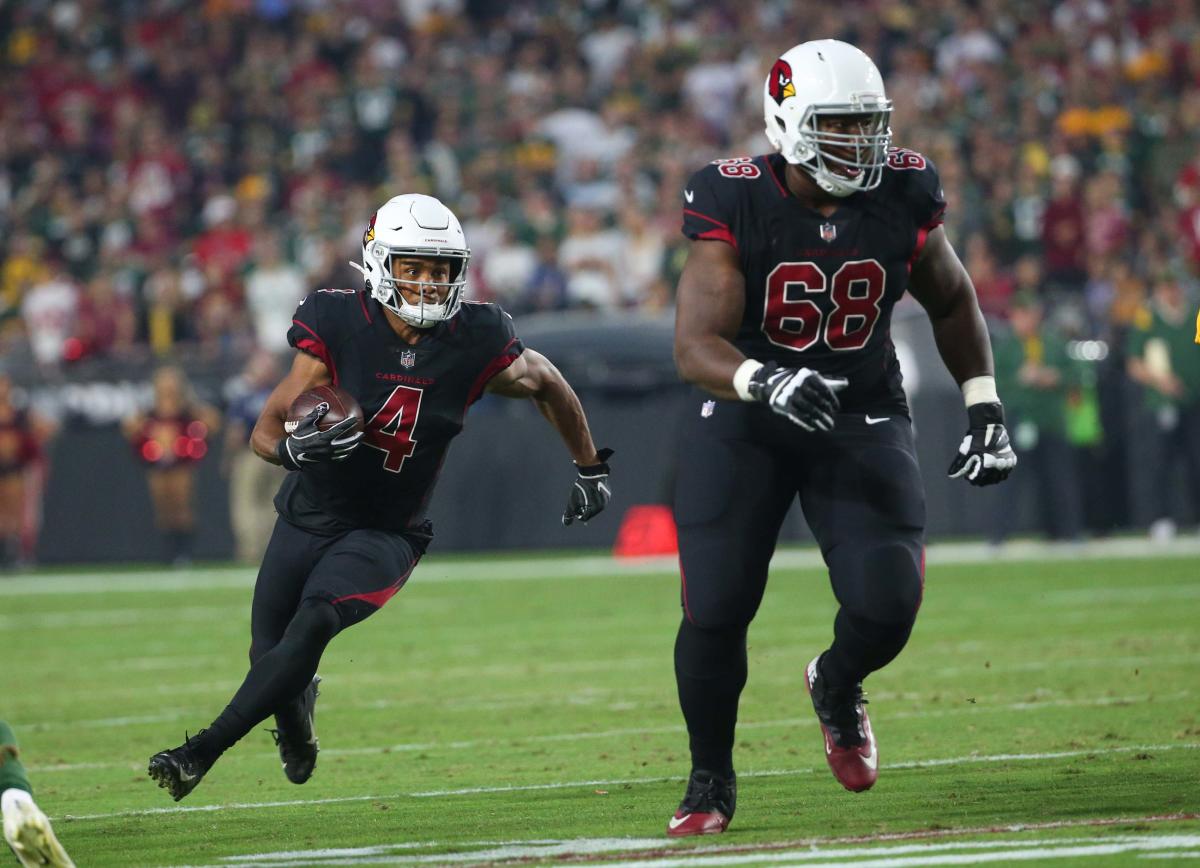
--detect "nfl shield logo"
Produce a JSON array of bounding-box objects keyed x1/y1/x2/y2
[
  {"x1": 400, "y1": 350, "x2": 417, "y2": 368},
  {"x1": 701, "y1": 400, "x2": 716, "y2": 418},
  {"x1": 820, "y1": 222, "x2": 837, "y2": 243}
]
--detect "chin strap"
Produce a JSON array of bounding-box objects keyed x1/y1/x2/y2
[{"x1": 348, "y1": 262, "x2": 455, "y2": 328}]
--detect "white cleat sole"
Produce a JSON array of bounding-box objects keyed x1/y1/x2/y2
[{"x1": 3, "y1": 799, "x2": 76, "y2": 868}]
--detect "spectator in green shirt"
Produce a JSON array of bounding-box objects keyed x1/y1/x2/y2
[
  {"x1": 991, "y1": 292, "x2": 1083, "y2": 542},
  {"x1": 1126, "y1": 277, "x2": 1200, "y2": 541}
]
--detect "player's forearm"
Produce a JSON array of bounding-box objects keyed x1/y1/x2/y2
[
  {"x1": 531, "y1": 376, "x2": 599, "y2": 466},
  {"x1": 1126, "y1": 357, "x2": 1151, "y2": 386},
  {"x1": 929, "y1": 294, "x2": 994, "y2": 386},
  {"x1": 674, "y1": 335, "x2": 746, "y2": 400},
  {"x1": 250, "y1": 416, "x2": 287, "y2": 465}
]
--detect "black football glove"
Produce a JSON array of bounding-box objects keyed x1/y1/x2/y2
[
  {"x1": 748, "y1": 362, "x2": 849, "y2": 432},
  {"x1": 276, "y1": 406, "x2": 363, "y2": 470},
  {"x1": 948, "y1": 402, "x2": 1017, "y2": 486},
  {"x1": 563, "y1": 448, "x2": 613, "y2": 526}
]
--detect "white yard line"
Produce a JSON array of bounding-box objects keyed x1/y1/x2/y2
[
  {"x1": 603, "y1": 836, "x2": 1200, "y2": 868},
  {"x1": 0, "y1": 605, "x2": 239, "y2": 630},
  {"x1": 161, "y1": 824, "x2": 1200, "y2": 868},
  {"x1": 2, "y1": 538, "x2": 1198, "y2": 597},
  {"x1": 184, "y1": 837, "x2": 1166, "y2": 866},
  {"x1": 58, "y1": 742, "x2": 1199, "y2": 821}
]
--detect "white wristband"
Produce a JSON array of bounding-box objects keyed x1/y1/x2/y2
[
  {"x1": 962, "y1": 375, "x2": 1000, "y2": 407},
  {"x1": 733, "y1": 359, "x2": 764, "y2": 402}
]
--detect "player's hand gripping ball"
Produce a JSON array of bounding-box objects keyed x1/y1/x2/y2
[{"x1": 277, "y1": 385, "x2": 365, "y2": 469}]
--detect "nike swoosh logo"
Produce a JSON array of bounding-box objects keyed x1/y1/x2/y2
[
  {"x1": 684, "y1": 189, "x2": 695, "y2": 203},
  {"x1": 178, "y1": 767, "x2": 198, "y2": 782},
  {"x1": 305, "y1": 714, "x2": 317, "y2": 745},
  {"x1": 861, "y1": 746, "x2": 878, "y2": 770},
  {"x1": 668, "y1": 815, "x2": 690, "y2": 830},
  {"x1": 865, "y1": 415, "x2": 890, "y2": 425}
]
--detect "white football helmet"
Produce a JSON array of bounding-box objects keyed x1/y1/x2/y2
[
  {"x1": 352, "y1": 194, "x2": 470, "y2": 328},
  {"x1": 763, "y1": 40, "x2": 893, "y2": 197}
]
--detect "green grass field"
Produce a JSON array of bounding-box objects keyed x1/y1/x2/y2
[{"x1": 2, "y1": 547, "x2": 1198, "y2": 866}]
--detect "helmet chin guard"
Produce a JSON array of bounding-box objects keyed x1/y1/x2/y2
[
  {"x1": 763, "y1": 40, "x2": 893, "y2": 198},
  {"x1": 351, "y1": 194, "x2": 471, "y2": 328}
]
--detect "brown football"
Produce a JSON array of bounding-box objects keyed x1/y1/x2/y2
[{"x1": 286, "y1": 384, "x2": 364, "y2": 434}]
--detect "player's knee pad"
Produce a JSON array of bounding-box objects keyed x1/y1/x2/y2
[
  {"x1": 675, "y1": 619, "x2": 748, "y2": 677},
  {"x1": 683, "y1": 593, "x2": 759, "y2": 630},
  {"x1": 830, "y1": 541, "x2": 923, "y2": 626},
  {"x1": 285, "y1": 598, "x2": 343, "y2": 647},
  {"x1": 680, "y1": 570, "x2": 765, "y2": 629}
]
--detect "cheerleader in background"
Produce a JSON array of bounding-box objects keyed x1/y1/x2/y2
[
  {"x1": 123, "y1": 366, "x2": 220, "y2": 565},
  {"x1": 0, "y1": 374, "x2": 55, "y2": 569}
]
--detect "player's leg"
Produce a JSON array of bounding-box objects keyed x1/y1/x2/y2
[
  {"x1": 164, "y1": 466, "x2": 196, "y2": 565},
  {"x1": 229, "y1": 450, "x2": 258, "y2": 564},
  {"x1": 668, "y1": 398, "x2": 795, "y2": 836},
  {"x1": 232, "y1": 451, "x2": 281, "y2": 564},
  {"x1": 798, "y1": 414, "x2": 926, "y2": 792},
  {"x1": 250, "y1": 518, "x2": 330, "y2": 665},
  {"x1": 251, "y1": 465, "x2": 283, "y2": 562},
  {"x1": 0, "y1": 722, "x2": 30, "y2": 797},
  {"x1": 146, "y1": 468, "x2": 174, "y2": 562},
  {"x1": 265, "y1": 526, "x2": 427, "y2": 782},
  {"x1": 1148, "y1": 421, "x2": 1177, "y2": 539},
  {"x1": 1182, "y1": 405, "x2": 1200, "y2": 527},
  {"x1": 1, "y1": 721, "x2": 74, "y2": 868},
  {"x1": 184, "y1": 525, "x2": 423, "y2": 790},
  {"x1": 246, "y1": 516, "x2": 332, "y2": 775},
  {"x1": 0, "y1": 474, "x2": 23, "y2": 568},
  {"x1": 148, "y1": 518, "x2": 331, "y2": 800}
]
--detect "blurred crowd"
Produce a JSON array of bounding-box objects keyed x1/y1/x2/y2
[{"x1": 0, "y1": 0, "x2": 1198, "y2": 550}]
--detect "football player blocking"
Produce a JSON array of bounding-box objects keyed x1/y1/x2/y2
[
  {"x1": 148, "y1": 194, "x2": 613, "y2": 801},
  {"x1": 666, "y1": 40, "x2": 1016, "y2": 836}
]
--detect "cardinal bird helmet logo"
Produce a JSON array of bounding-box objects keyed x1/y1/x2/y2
[{"x1": 768, "y1": 58, "x2": 796, "y2": 105}]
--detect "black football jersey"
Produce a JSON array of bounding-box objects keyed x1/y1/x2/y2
[
  {"x1": 681, "y1": 149, "x2": 946, "y2": 414},
  {"x1": 275, "y1": 290, "x2": 524, "y2": 535}
]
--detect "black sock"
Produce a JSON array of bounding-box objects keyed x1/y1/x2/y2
[
  {"x1": 674, "y1": 619, "x2": 746, "y2": 776},
  {"x1": 273, "y1": 681, "x2": 313, "y2": 733},
  {"x1": 167, "y1": 530, "x2": 193, "y2": 561},
  {"x1": 192, "y1": 601, "x2": 340, "y2": 767},
  {"x1": 822, "y1": 609, "x2": 915, "y2": 687}
]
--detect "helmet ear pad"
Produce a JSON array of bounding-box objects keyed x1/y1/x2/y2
[{"x1": 765, "y1": 108, "x2": 847, "y2": 194}]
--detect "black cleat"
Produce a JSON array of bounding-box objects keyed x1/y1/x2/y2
[
  {"x1": 666, "y1": 769, "x2": 737, "y2": 837},
  {"x1": 148, "y1": 732, "x2": 210, "y2": 801},
  {"x1": 269, "y1": 675, "x2": 320, "y2": 784}
]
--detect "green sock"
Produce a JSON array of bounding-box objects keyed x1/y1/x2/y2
[{"x1": 0, "y1": 720, "x2": 32, "y2": 796}]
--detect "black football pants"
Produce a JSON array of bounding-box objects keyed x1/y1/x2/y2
[
  {"x1": 193, "y1": 517, "x2": 426, "y2": 766},
  {"x1": 672, "y1": 394, "x2": 926, "y2": 773}
]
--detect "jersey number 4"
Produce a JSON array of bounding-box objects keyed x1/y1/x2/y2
[
  {"x1": 763, "y1": 259, "x2": 886, "y2": 352},
  {"x1": 362, "y1": 385, "x2": 423, "y2": 473}
]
